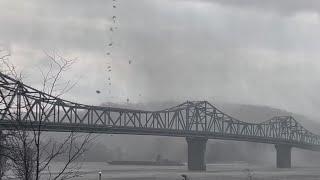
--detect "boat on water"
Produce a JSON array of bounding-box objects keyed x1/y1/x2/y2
[{"x1": 108, "y1": 155, "x2": 184, "y2": 166}]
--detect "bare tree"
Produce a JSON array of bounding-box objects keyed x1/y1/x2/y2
[
  {"x1": 0, "y1": 131, "x2": 6, "y2": 179},
  {"x1": 0, "y1": 45, "x2": 22, "y2": 80},
  {"x1": 0, "y1": 45, "x2": 14, "y2": 180},
  {"x1": 5, "y1": 130, "x2": 36, "y2": 180},
  {"x1": 0, "y1": 50, "x2": 94, "y2": 180}
]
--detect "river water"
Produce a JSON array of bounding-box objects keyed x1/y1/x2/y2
[{"x1": 44, "y1": 162, "x2": 320, "y2": 180}]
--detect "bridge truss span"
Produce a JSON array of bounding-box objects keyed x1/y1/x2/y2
[{"x1": 0, "y1": 72, "x2": 320, "y2": 150}]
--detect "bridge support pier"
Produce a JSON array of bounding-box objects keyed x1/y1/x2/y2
[
  {"x1": 186, "y1": 137, "x2": 208, "y2": 171},
  {"x1": 275, "y1": 144, "x2": 292, "y2": 168}
]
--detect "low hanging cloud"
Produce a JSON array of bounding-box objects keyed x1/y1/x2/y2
[{"x1": 1, "y1": 0, "x2": 320, "y2": 119}]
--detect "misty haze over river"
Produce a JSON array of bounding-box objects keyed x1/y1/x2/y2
[
  {"x1": 40, "y1": 102, "x2": 320, "y2": 180},
  {"x1": 2, "y1": 0, "x2": 320, "y2": 180}
]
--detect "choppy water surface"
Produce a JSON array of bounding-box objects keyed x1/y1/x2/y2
[{"x1": 45, "y1": 162, "x2": 320, "y2": 180}]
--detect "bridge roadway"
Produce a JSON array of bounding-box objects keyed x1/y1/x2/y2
[{"x1": 0, "y1": 72, "x2": 320, "y2": 170}]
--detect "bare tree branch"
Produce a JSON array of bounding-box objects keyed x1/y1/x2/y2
[{"x1": 0, "y1": 50, "x2": 93, "y2": 180}]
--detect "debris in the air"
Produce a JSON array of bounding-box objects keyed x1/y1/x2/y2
[
  {"x1": 126, "y1": 98, "x2": 129, "y2": 103},
  {"x1": 181, "y1": 174, "x2": 188, "y2": 180},
  {"x1": 128, "y1": 60, "x2": 132, "y2": 64},
  {"x1": 105, "y1": 0, "x2": 118, "y2": 87},
  {"x1": 96, "y1": 90, "x2": 101, "y2": 94},
  {"x1": 112, "y1": 16, "x2": 117, "y2": 23}
]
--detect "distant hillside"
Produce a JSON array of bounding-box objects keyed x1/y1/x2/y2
[{"x1": 215, "y1": 103, "x2": 320, "y2": 134}]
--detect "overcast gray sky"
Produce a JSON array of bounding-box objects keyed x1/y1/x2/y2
[{"x1": 1, "y1": 0, "x2": 320, "y2": 119}]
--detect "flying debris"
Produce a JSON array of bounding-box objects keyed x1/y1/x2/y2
[
  {"x1": 126, "y1": 98, "x2": 130, "y2": 103},
  {"x1": 96, "y1": 90, "x2": 101, "y2": 94},
  {"x1": 112, "y1": 16, "x2": 117, "y2": 23},
  {"x1": 105, "y1": 0, "x2": 118, "y2": 86},
  {"x1": 128, "y1": 60, "x2": 132, "y2": 64},
  {"x1": 181, "y1": 174, "x2": 189, "y2": 180}
]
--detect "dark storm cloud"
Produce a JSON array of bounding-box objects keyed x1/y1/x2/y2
[
  {"x1": 1, "y1": 0, "x2": 320, "y2": 119},
  {"x1": 200, "y1": 0, "x2": 320, "y2": 15},
  {"x1": 0, "y1": 0, "x2": 112, "y2": 52}
]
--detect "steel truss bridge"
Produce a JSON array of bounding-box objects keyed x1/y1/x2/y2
[{"x1": 0, "y1": 72, "x2": 320, "y2": 170}]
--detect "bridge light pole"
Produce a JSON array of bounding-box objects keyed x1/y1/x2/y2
[
  {"x1": 98, "y1": 171, "x2": 102, "y2": 180},
  {"x1": 275, "y1": 144, "x2": 292, "y2": 168}
]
